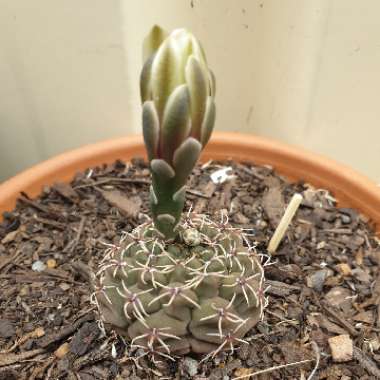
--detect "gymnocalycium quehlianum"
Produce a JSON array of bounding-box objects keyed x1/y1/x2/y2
[{"x1": 94, "y1": 25, "x2": 267, "y2": 361}]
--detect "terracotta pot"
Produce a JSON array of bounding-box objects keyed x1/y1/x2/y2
[{"x1": 0, "y1": 132, "x2": 379, "y2": 234}]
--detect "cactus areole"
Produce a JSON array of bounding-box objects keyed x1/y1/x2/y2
[{"x1": 95, "y1": 26, "x2": 267, "y2": 359}]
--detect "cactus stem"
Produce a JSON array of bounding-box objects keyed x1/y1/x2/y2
[
  {"x1": 152, "y1": 238, "x2": 166, "y2": 252},
  {"x1": 116, "y1": 283, "x2": 152, "y2": 319},
  {"x1": 257, "y1": 285, "x2": 271, "y2": 320},
  {"x1": 226, "y1": 255, "x2": 243, "y2": 271},
  {"x1": 207, "y1": 241, "x2": 228, "y2": 258},
  {"x1": 91, "y1": 283, "x2": 115, "y2": 305},
  {"x1": 197, "y1": 214, "x2": 207, "y2": 229},
  {"x1": 204, "y1": 256, "x2": 224, "y2": 269},
  {"x1": 97, "y1": 258, "x2": 129, "y2": 278},
  {"x1": 148, "y1": 286, "x2": 172, "y2": 306},
  {"x1": 150, "y1": 283, "x2": 201, "y2": 308},
  {"x1": 158, "y1": 253, "x2": 197, "y2": 274},
  {"x1": 226, "y1": 292, "x2": 237, "y2": 308},
  {"x1": 241, "y1": 234, "x2": 256, "y2": 251},
  {"x1": 99, "y1": 242, "x2": 121, "y2": 264},
  {"x1": 205, "y1": 323, "x2": 249, "y2": 360},
  {"x1": 200, "y1": 294, "x2": 244, "y2": 338},
  {"x1": 131, "y1": 327, "x2": 180, "y2": 354},
  {"x1": 186, "y1": 267, "x2": 227, "y2": 289},
  {"x1": 120, "y1": 228, "x2": 146, "y2": 244},
  {"x1": 129, "y1": 263, "x2": 163, "y2": 288},
  {"x1": 223, "y1": 271, "x2": 261, "y2": 306},
  {"x1": 133, "y1": 344, "x2": 176, "y2": 362}
]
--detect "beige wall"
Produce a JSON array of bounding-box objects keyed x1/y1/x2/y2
[
  {"x1": 1, "y1": 0, "x2": 379, "y2": 182},
  {"x1": 0, "y1": 1, "x2": 131, "y2": 181}
]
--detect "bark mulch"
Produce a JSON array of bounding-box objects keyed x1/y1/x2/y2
[{"x1": 0, "y1": 158, "x2": 379, "y2": 379}]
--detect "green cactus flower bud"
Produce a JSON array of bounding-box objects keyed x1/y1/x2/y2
[{"x1": 140, "y1": 26, "x2": 216, "y2": 238}]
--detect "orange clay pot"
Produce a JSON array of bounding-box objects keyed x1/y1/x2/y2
[{"x1": 0, "y1": 132, "x2": 379, "y2": 235}]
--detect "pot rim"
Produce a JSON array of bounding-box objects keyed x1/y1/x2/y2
[{"x1": 1, "y1": 132, "x2": 379, "y2": 234}]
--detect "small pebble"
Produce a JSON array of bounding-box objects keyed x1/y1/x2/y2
[
  {"x1": 32, "y1": 260, "x2": 46, "y2": 272},
  {"x1": 316, "y1": 241, "x2": 326, "y2": 250},
  {"x1": 46, "y1": 258, "x2": 57, "y2": 268},
  {"x1": 59, "y1": 283, "x2": 71, "y2": 291},
  {"x1": 183, "y1": 356, "x2": 199, "y2": 376},
  {"x1": 340, "y1": 214, "x2": 351, "y2": 224},
  {"x1": 306, "y1": 269, "x2": 333, "y2": 291}
]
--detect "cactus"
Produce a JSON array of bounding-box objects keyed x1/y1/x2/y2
[
  {"x1": 94, "y1": 26, "x2": 267, "y2": 359},
  {"x1": 95, "y1": 214, "x2": 266, "y2": 357}
]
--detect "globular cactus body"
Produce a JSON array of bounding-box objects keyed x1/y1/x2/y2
[{"x1": 95, "y1": 214, "x2": 266, "y2": 358}]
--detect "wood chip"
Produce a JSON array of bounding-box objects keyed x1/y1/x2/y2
[
  {"x1": 336, "y1": 263, "x2": 352, "y2": 276},
  {"x1": 100, "y1": 190, "x2": 141, "y2": 218},
  {"x1": 37, "y1": 313, "x2": 94, "y2": 348},
  {"x1": 322, "y1": 301, "x2": 359, "y2": 337},
  {"x1": 353, "y1": 346, "x2": 380, "y2": 377},
  {"x1": 324, "y1": 286, "x2": 352, "y2": 309},
  {"x1": 353, "y1": 310, "x2": 374, "y2": 324},
  {"x1": 265, "y1": 280, "x2": 300, "y2": 297},
  {"x1": 262, "y1": 183, "x2": 285, "y2": 227},
  {"x1": 1, "y1": 230, "x2": 19, "y2": 244},
  {"x1": 328, "y1": 335, "x2": 353, "y2": 362},
  {"x1": 53, "y1": 182, "x2": 79, "y2": 201},
  {"x1": 54, "y1": 342, "x2": 69, "y2": 358}
]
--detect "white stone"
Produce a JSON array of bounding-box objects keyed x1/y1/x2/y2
[
  {"x1": 32, "y1": 260, "x2": 46, "y2": 272},
  {"x1": 183, "y1": 356, "x2": 199, "y2": 376}
]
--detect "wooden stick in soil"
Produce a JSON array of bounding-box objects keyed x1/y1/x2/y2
[{"x1": 267, "y1": 193, "x2": 303, "y2": 254}]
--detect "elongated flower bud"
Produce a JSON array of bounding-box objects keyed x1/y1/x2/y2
[{"x1": 140, "y1": 25, "x2": 216, "y2": 238}]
